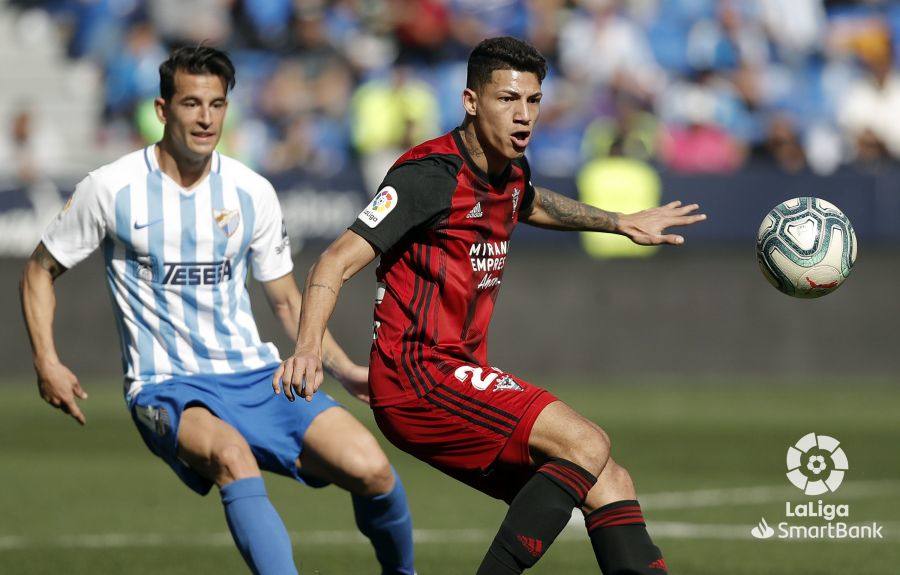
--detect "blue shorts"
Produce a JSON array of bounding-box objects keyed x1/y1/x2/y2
[{"x1": 129, "y1": 364, "x2": 342, "y2": 495}]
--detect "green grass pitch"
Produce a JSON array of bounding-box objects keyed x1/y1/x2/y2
[{"x1": 1, "y1": 378, "x2": 897, "y2": 574}]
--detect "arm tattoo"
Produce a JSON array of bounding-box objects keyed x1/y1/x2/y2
[
  {"x1": 309, "y1": 283, "x2": 337, "y2": 297},
  {"x1": 31, "y1": 243, "x2": 66, "y2": 280},
  {"x1": 535, "y1": 188, "x2": 619, "y2": 232}
]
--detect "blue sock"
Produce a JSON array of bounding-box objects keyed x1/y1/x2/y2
[
  {"x1": 352, "y1": 467, "x2": 416, "y2": 575},
  {"x1": 220, "y1": 477, "x2": 298, "y2": 575}
]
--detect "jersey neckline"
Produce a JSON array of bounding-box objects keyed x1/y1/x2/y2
[{"x1": 144, "y1": 144, "x2": 222, "y2": 194}]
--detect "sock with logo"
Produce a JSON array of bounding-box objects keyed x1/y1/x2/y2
[
  {"x1": 220, "y1": 477, "x2": 298, "y2": 575},
  {"x1": 585, "y1": 500, "x2": 667, "y2": 574},
  {"x1": 477, "y1": 459, "x2": 597, "y2": 575},
  {"x1": 352, "y1": 467, "x2": 416, "y2": 575}
]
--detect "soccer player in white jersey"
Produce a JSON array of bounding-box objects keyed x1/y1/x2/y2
[{"x1": 19, "y1": 46, "x2": 415, "y2": 575}]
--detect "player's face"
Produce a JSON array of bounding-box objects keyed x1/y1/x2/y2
[
  {"x1": 465, "y1": 69, "x2": 542, "y2": 161},
  {"x1": 155, "y1": 70, "x2": 228, "y2": 162}
]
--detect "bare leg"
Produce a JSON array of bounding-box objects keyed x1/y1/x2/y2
[
  {"x1": 297, "y1": 407, "x2": 415, "y2": 575},
  {"x1": 478, "y1": 401, "x2": 608, "y2": 574},
  {"x1": 178, "y1": 406, "x2": 261, "y2": 486},
  {"x1": 177, "y1": 406, "x2": 297, "y2": 575},
  {"x1": 296, "y1": 406, "x2": 394, "y2": 496}
]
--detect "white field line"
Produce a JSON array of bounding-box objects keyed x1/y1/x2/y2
[
  {"x1": 2, "y1": 522, "x2": 898, "y2": 551},
  {"x1": 639, "y1": 479, "x2": 900, "y2": 511},
  {"x1": 2, "y1": 481, "x2": 898, "y2": 551},
  {"x1": 566, "y1": 479, "x2": 900, "y2": 527}
]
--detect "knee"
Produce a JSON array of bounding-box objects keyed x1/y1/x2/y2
[
  {"x1": 583, "y1": 459, "x2": 636, "y2": 513},
  {"x1": 555, "y1": 425, "x2": 611, "y2": 477},
  {"x1": 343, "y1": 445, "x2": 394, "y2": 497},
  {"x1": 602, "y1": 459, "x2": 634, "y2": 493},
  {"x1": 212, "y1": 442, "x2": 259, "y2": 485}
]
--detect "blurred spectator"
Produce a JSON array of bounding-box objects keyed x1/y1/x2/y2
[
  {"x1": 232, "y1": 0, "x2": 295, "y2": 49},
  {"x1": 757, "y1": 0, "x2": 826, "y2": 62},
  {"x1": 265, "y1": 114, "x2": 331, "y2": 174},
  {"x1": 686, "y1": 1, "x2": 769, "y2": 71},
  {"x1": 447, "y1": 0, "x2": 531, "y2": 57},
  {"x1": 389, "y1": 0, "x2": 452, "y2": 64},
  {"x1": 0, "y1": 107, "x2": 64, "y2": 185},
  {"x1": 559, "y1": 0, "x2": 663, "y2": 104},
  {"x1": 577, "y1": 135, "x2": 661, "y2": 259},
  {"x1": 750, "y1": 114, "x2": 809, "y2": 174},
  {"x1": 12, "y1": 0, "x2": 900, "y2": 177},
  {"x1": 581, "y1": 93, "x2": 658, "y2": 163},
  {"x1": 658, "y1": 79, "x2": 746, "y2": 173},
  {"x1": 0, "y1": 105, "x2": 64, "y2": 255},
  {"x1": 147, "y1": 0, "x2": 232, "y2": 45},
  {"x1": 103, "y1": 20, "x2": 166, "y2": 123},
  {"x1": 351, "y1": 67, "x2": 440, "y2": 189},
  {"x1": 837, "y1": 24, "x2": 900, "y2": 164}
]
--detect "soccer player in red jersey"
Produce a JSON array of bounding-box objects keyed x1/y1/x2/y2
[{"x1": 274, "y1": 37, "x2": 705, "y2": 574}]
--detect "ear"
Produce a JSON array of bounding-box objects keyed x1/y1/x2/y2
[
  {"x1": 154, "y1": 97, "x2": 167, "y2": 125},
  {"x1": 462, "y1": 88, "x2": 478, "y2": 117}
]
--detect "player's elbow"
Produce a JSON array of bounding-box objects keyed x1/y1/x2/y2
[{"x1": 310, "y1": 248, "x2": 351, "y2": 287}]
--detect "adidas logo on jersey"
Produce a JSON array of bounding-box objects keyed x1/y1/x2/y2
[{"x1": 466, "y1": 202, "x2": 483, "y2": 219}]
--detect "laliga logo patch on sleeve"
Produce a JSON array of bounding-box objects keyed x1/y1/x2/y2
[{"x1": 358, "y1": 186, "x2": 398, "y2": 228}]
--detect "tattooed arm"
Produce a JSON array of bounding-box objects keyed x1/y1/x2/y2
[
  {"x1": 523, "y1": 186, "x2": 706, "y2": 246},
  {"x1": 20, "y1": 242, "x2": 89, "y2": 425},
  {"x1": 261, "y1": 272, "x2": 370, "y2": 403},
  {"x1": 523, "y1": 186, "x2": 620, "y2": 232}
]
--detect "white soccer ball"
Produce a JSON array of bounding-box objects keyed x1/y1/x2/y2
[{"x1": 756, "y1": 197, "x2": 857, "y2": 298}]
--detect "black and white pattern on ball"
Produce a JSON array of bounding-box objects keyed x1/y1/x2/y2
[{"x1": 756, "y1": 197, "x2": 857, "y2": 298}]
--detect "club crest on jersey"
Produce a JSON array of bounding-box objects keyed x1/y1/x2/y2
[
  {"x1": 214, "y1": 209, "x2": 241, "y2": 237},
  {"x1": 493, "y1": 375, "x2": 523, "y2": 392},
  {"x1": 359, "y1": 186, "x2": 398, "y2": 228}
]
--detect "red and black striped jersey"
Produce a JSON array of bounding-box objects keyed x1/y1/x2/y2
[{"x1": 349, "y1": 129, "x2": 536, "y2": 406}]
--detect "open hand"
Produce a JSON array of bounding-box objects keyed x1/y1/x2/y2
[{"x1": 619, "y1": 201, "x2": 707, "y2": 246}]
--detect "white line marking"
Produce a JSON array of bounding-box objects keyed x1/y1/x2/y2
[
  {"x1": 640, "y1": 479, "x2": 900, "y2": 510},
  {"x1": 2, "y1": 522, "x2": 898, "y2": 551},
  {"x1": 2, "y1": 481, "x2": 897, "y2": 551},
  {"x1": 567, "y1": 479, "x2": 900, "y2": 526}
]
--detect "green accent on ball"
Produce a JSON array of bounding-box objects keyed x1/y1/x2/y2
[{"x1": 756, "y1": 197, "x2": 856, "y2": 296}]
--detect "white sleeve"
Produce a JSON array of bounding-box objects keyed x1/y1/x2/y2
[
  {"x1": 41, "y1": 173, "x2": 107, "y2": 269},
  {"x1": 250, "y1": 183, "x2": 293, "y2": 282}
]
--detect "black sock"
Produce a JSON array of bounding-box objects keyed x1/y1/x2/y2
[
  {"x1": 585, "y1": 500, "x2": 667, "y2": 574},
  {"x1": 477, "y1": 459, "x2": 597, "y2": 575}
]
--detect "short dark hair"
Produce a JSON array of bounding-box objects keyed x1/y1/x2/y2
[
  {"x1": 466, "y1": 37, "x2": 547, "y2": 92},
  {"x1": 159, "y1": 46, "x2": 236, "y2": 101}
]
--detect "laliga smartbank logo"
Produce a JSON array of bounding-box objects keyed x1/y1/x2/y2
[
  {"x1": 785, "y1": 432, "x2": 847, "y2": 495},
  {"x1": 751, "y1": 433, "x2": 883, "y2": 541}
]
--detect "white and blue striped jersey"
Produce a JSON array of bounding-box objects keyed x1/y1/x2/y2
[{"x1": 42, "y1": 145, "x2": 293, "y2": 400}]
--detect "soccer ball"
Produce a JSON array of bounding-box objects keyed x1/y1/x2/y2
[{"x1": 756, "y1": 197, "x2": 857, "y2": 298}]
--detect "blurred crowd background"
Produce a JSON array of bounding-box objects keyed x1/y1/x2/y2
[
  {"x1": 5, "y1": 0, "x2": 900, "y2": 182},
  {"x1": 1, "y1": 0, "x2": 899, "y2": 380},
  {"x1": 3, "y1": 0, "x2": 900, "y2": 257}
]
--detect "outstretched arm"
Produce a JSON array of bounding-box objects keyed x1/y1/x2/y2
[
  {"x1": 261, "y1": 273, "x2": 370, "y2": 403},
  {"x1": 19, "y1": 242, "x2": 88, "y2": 425},
  {"x1": 272, "y1": 231, "x2": 378, "y2": 402},
  {"x1": 523, "y1": 186, "x2": 706, "y2": 245}
]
